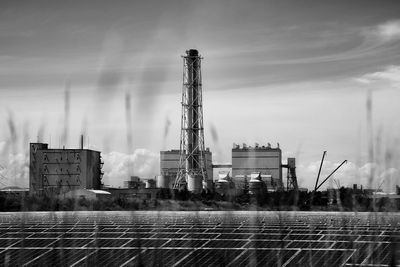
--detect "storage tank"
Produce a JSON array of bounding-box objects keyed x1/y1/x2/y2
[
  {"x1": 187, "y1": 174, "x2": 202, "y2": 193},
  {"x1": 249, "y1": 172, "x2": 263, "y2": 194},
  {"x1": 156, "y1": 175, "x2": 169, "y2": 189},
  {"x1": 215, "y1": 172, "x2": 236, "y2": 196},
  {"x1": 261, "y1": 174, "x2": 273, "y2": 191},
  {"x1": 145, "y1": 179, "x2": 156, "y2": 189},
  {"x1": 216, "y1": 173, "x2": 229, "y2": 191},
  {"x1": 203, "y1": 179, "x2": 214, "y2": 192}
]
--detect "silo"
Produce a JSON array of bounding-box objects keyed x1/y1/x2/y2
[
  {"x1": 249, "y1": 172, "x2": 263, "y2": 194},
  {"x1": 145, "y1": 179, "x2": 156, "y2": 189},
  {"x1": 187, "y1": 174, "x2": 202, "y2": 193},
  {"x1": 156, "y1": 175, "x2": 169, "y2": 189}
]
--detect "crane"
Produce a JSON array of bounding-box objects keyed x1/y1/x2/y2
[
  {"x1": 314, "y1": 151, "x2": 327, "y2": 192},
  {"x1": 312, "y1": 151, "x2": 348, "y2": 192}
]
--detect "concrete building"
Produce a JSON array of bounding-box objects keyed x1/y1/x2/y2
[
  {"x1": 159, "y1": 148, "x2": 213, "y2": 190},
  {"x1": 232, "y1": 143, "x2": 283, "y2": 191},
  {"x1": 29, "y1": 143, "x2": 103, "y2": 196},
  {"x1": 159, "y1": 150, "x2": 181, "y2": 189}
]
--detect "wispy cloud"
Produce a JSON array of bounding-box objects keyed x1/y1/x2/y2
[
  {"x1": 355, "y1": 65, "x2": 400, "y2": 87},
  {"x1": 365, "y1": 19, "x2": 400, "y2": 42},
  {"x1": 258, "y1": 20, "x2": 400, "y2": 66}
]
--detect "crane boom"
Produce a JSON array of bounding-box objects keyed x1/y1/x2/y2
[
  {"x1": 315, "y1": 160, "x2": 347, "y2": 191},
  {"x1": 314, "y1": 151, "x2": 326, "y2": 192}
]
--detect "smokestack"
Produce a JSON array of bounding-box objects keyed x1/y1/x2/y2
[
  {"x1": 80, "y1": 134, "x2": 84, "y2": 149},
  {"x1": 175, "y1": 49, "x2": 208, "y2": 193}
]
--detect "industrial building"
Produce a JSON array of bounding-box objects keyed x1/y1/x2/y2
[
  {"x1": 124, "y1": 176, "x2": 145, "y2": 189},
  {"x1": 124, "y1": 176, "x2": 156, "y2": 189},
  {"x1": 158, "y1": 49, "x2": 296, "y2": 194},
  {"x1": 29, "y1": 141, "x2": 103, "y2": 196},
  {"x1": 232, "y1": 143, "x2": 283, "y2": 191},
  {"x1": 106, "y1": 188, "x2": 159, "y2": 201},
  {"x1": 159, "y1": 149, "x2": 213, "y2": 190}
]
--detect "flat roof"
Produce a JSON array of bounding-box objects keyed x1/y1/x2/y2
[
  {"x1": 232, "y1": 147, "x2": 281, "y2": 151},
  {"x1": 161, "y1": 150, "x2": 211, "y2": 154},
  {"x1": 30, "y1": 143, "x2": 100, "y2": 153}
]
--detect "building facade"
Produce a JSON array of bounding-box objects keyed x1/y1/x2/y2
[
  {"x1": 232, "y1": 143, "x2": 283, "y2": 191},
  {"x1": 29, "y1": 143, "x2": 103, "y2": 196},
  {"x1": 159, "y1": 148, "x2": 213, "y2": 190}
]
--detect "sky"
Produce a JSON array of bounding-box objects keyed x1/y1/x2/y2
[{"x1": 0, "y1": 0, "x2": 400, "y2": 190}]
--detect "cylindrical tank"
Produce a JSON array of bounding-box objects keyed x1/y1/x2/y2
[
  {"x1": 249, "y1": 179, "x2": 262, "y2": 191},
  {"x1": 145, "y1": 179, "x2": 156, "y2": 189},
  {"x1": 202, "y1": 179, "x2": 214, "y2": 192},
  {"x1": 187, "y1": 174, "x2": 202, "y2": 193},
  {"x1": 249, "y1": 174, "x2": 263, "y2": 193},
  {"x1": 156, "y1": 175, "x2": 169, "y2": 189},
  {"x1": 216, "y1": 180, "x2": 229, "y2": 190},
  {"x1": 206, "y1": 179, "x2": 214, "y2": 192}
]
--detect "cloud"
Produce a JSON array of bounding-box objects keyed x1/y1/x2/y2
[
  {"x1": 297, "y1": 160, "x2": 399, "y2": 192},
  {"x1": 101, "y1": 149, "x2": 159, "y2": 187},
  {"x1": 367, "y1": 20, "x2": 400, "y2": 42},
  {"x1": 379, "y1": 168, "x2": 400, "y2": 193},
  {"x1": 354, "y1": 65, "x2": 400, "y2": 86},
  {"x1": 258, "y1": 20, "x2": 400, "y2": 67},
  {"x1": 0, "y1": 150, "x2": 29, "y2": 188}
]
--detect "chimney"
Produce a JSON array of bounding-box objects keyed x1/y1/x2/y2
[{"x1": 80, "y1": 135, "x2": 84, "y2": 149}]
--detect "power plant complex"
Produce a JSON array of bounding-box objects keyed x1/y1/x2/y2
[
  {"x1": 24, "y1": 48, "x2": 400, "y2": 210},
  {"x1": 157, "y1": 49, "x2": 298, "y2": 195},
  {"x1": 28, "y1": 49, "x2": 299, "y2": 197}
]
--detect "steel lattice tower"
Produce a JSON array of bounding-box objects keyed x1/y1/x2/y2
[{"x1": 174, "y1": 49, "x2": 208, "y2": 193}]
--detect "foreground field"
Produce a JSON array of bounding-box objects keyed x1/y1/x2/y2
[{"x1": 0, "y1": 211, "x2": 398, "y2": 266}]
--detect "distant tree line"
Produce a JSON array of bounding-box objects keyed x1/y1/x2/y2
[{"x1": 0, "y1": 187, "x2": 398, "y2": 211}]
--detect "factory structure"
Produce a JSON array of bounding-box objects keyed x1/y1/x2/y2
[
  {"x1": 22, "y1": 48, "x2": 399, "y2": 208},
  {"x1": 158, "y1": 149, "x2": 213, "y2": 190},
  {"x1": 156, "y1": 49, "x2": 298, "y2": 195},
  {"x1": 159, "y1": 142, "x2": 298, "y2": 195},
  {"x1": 231, "y1": 143, "x2": 283, "y2": 191},
  {"x1": 28, "y1": 48, "x2": 298, "y2": 199},
  {"x1": 29, "y1": 137, "x2": 103, "y2": 196}
]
